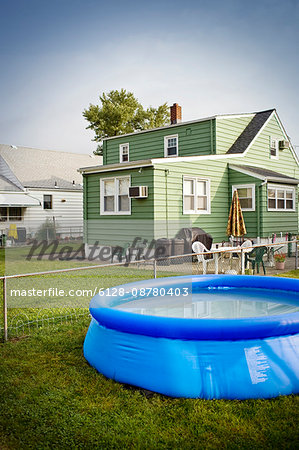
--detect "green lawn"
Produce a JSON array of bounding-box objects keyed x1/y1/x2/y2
[
  {"x1": 1, "y1": 267, "x2": 299, "y2": 448},
  {"x1": 1, "y1": 319, "x2": 298, "y2": 449}
]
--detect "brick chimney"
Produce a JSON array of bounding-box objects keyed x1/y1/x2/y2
[{"x1": 170, "y1": 103, "x2": 182, "y2": 124}]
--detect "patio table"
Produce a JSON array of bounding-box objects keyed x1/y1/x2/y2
[{"x1": 213, "y1": 246, "x2": 252, "y2": 274}]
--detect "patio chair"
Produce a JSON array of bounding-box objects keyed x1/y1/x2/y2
[
  {"x1": 192, "y1": 241, "x2": 214, "y2": 274},
  {"x1": 246, "y1": 246, "x2": 267, "y2": 275},
  {"x1": 241, "y1": 239, "x2": 253, "y2": 251}
]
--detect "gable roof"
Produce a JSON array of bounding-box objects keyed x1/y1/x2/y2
[
  {"x1": 0, "y1": 144, "x2": 102, "y2": 190},
  {"x1": 0, "y1": 155, "x2": 24, "y2": 191},
  {"x1": 0, "y1": 174, "x2": 23, "y2": 192},
  {"x1": 229, "y1": 164, "x2": 299, "y2": 184},
  {"x1": 102, "y1": 109, "x2": 274, "y2": 142},
  {"x1": 226, "y1": 110, "x2": 275, "y2": 154}
]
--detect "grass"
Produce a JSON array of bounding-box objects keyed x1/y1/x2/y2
[
  {"x1": 1, "y1": 319, "x2": 298, "y2": 449},
  {"x1": 1, "y1": 259, "x2": 299, "y2": 448}
]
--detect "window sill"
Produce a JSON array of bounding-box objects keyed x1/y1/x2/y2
[
  {"x1": 100, "y1": 211, "x2": 131, "y2": 216},
  {"x1": 183, "y1": 211, "x2": 211, "y2": 215},
  {"x1": 267, "y1": 208, "x2": 295, "y2": 212}
]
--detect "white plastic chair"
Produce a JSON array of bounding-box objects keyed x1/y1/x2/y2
[
  {"x1": 241, "y1": 239, "x2": 253, "y2": 252},
  {"x1": 192, "y1": 241, "x2": 214, "y2": 274},
  {"x1": 241, "y1": 240, "x2": 253, "y2": 267}
]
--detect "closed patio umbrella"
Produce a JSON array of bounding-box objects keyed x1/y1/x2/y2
[{"x1": 226, "y1": 190, "x2": 246, "y2": 238}]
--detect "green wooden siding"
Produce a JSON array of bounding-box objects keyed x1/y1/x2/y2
[
  {"x1": 153, "y1": 160, "x2": 230, "y2": 242},
  {"x1": 260, "y1": 184, "x2": 298, "y2": 237},
  {"x1": 84, "y1": 167, "x2": 155, "y2": 246},
  {"x1": 228, "y1": 169, "x2": 260, "y2": 238},
  {"x1": 104, "y1": 120, "x2": 215, "y2": 165},
  {"x1": 216, "y1": 115, "x2": 254, "y2": 154},
  {"x1": 228, "y1": 168, "x2": 298, "y2": 238},
  {"x1": 228, "y1": 113, "x2": 299, "y2": 236},
  {"x1": 84, "y1": 111, "x2": 299, "y2": 246},
  {"x1": 229, "y1": 114, "x2": 299, "y2": 179}
]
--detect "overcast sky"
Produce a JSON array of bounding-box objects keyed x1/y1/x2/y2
[{"x1": 1, "y1": 0, "x2": 299, "y2": 154}]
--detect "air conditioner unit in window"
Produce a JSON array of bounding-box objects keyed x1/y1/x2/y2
[
  {"x1": 129, "y1": 186, "x2": 148, "y2": 198},
  {"x1": 279, "y1": 140, "x2": 289, "y2": 150}
]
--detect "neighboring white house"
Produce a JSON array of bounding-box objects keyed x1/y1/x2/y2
[{"x1": 0, "y1": 144, "x2": 102, "y2": 241}]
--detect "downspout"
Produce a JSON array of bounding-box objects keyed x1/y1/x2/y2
[
  {"x1": 83, "y1": 175, "x2": 87, "y2": 244},
  {"x1": 257, "y1": 180, "x2": 267, "y2": 239},
  {"x1": 154, "y1": 168, "x2": 170, "y2": 238},
  {"x1": 102, "y1": 141, "x2": 106, "y2": 165},
  {"x1": 165, "y1": 169, "x2": 169, "y2": 238}
]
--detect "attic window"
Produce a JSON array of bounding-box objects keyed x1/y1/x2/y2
[
  {"x1": 164, "y1": 135, "x2": 178, "y2": 157},
  {"x1": 270, "y1": 138, "x2": 279, "y2": 159},
  {"x1": 120, "y1": 143, "x2": 129, "y2": 163}
]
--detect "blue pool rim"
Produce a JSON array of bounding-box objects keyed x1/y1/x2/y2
[{"x1": 89, "y1": 275, "x2": 299, "y2": 341}]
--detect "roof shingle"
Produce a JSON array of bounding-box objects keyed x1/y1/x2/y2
[
  {"x1": 0, "y1": 145, "x2": 102, "y2": 190},
  {"x1": 226, "y1": 109, "x2": 275, "y2": 154}
]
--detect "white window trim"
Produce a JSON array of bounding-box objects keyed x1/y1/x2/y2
[
  {"x1": 267, "y1": 184, "x2": 296, "y2": 212},
  {"x1": 164, "y1": 134, "x2": 178, "y2": 158},
  {"x1": 43, "y1": 194, "x2": 53, "y2": 210},
  {"x1": 183, "y1": 176, "x2": 211, "y2": 215},
  {"x1": 270, "y1": 137, "x2": 279, "y2": 160},
  {"x1": 119, "y1": 143, "x2": 129, "y2": 163},
  {"x1": 100, "y1": 176, "x2": 131, "y2": 215},
  {"x1": 232, "y1": 184, "x2": 255, "y2": 212}
]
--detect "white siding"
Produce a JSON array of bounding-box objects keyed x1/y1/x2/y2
[{"x1": 0, "y1": 188, "x2": 84, "y2": 239}]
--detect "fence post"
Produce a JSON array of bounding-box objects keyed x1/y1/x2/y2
[
  {"x1": 3, "y1": 277, "x2": 7, "y2": 342},
  {"x1": 214, "y1": 252, "x2": 219, "y2": 275},
  {"x1": 241, "y1": 248, "x2": 245, "y2": 275},
  {"x1": 153, "y1": 259, "x2": 157, "y2": 279},
  {"x1": 296, "y1": 242, "x2": 298, "y2": 270}
]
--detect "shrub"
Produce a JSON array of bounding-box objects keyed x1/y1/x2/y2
[{"x1": 36, "y1": 219, "x2": 56, "y2": 241}]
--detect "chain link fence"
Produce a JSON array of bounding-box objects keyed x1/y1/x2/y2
[
  {"x1": 1, "y1": 224, "x2": 83, "y2": 246},
  {"x1": 1, "y1": 240, "x2": 298, "y2": 341}
]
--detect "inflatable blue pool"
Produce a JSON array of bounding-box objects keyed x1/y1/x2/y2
[{"x1": 83, "y1": 275, "x2": 299, "y2": 399}]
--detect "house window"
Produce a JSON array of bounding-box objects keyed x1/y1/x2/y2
[
  {"x1": 100, "y1": 176, "x2": 131, "y2": 215},
  {"x1": 164, "y1": 135, "x2": 178, "y2": 157},
  {"x1": 43, "y1": 195, "x2": 53, "y2": 210},
  {"x1": 267, "y1": 185, "x2": 295, "y2": 211},
  {"x1": 183, "y1": 177, "x2": 210, "y2": 214},
  {"x1": 120, "y1": 143, "x2": 129, "y2": 163},
  {"x1": 270, "y1": 137, "x2": 279, "y2": 159},
  {"x1": 0, "y1": 207, "x2": 7, "y2": 222},
  {"x1": 0, "y1": 207, "x2": 22, "y2": 221},
  {"x1": 232, "y1": 185, "x2": 255, "y2": 211},
  {"x1": 9, "y1": 207, "x2": 22, "y2": 221}
]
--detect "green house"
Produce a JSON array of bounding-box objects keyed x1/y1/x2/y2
[{"x1": 79, "y1": 105, "x2": 299, "y2": 255}]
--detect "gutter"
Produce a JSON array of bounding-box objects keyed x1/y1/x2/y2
[
  {"x1": 79, "y1": 153, "x2": 246, "y2": 175},
  {"x1": 257, "y1": 181, "x2": 267, "y2": 237},
  {"x1": 78, "y1": 160, "x2": 154, "y2": 175},
  {"x1": 265, "y1": 177, "x2": 299, "y2": 185}
]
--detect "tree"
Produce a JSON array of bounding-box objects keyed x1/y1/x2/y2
[{"x1": 83, "y1": 89, "x2": 169, "y2": 155}]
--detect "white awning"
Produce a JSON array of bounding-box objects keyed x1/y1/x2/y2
[{"x1": 0, "y1": 192, "x2": 41, "y2": 207}]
